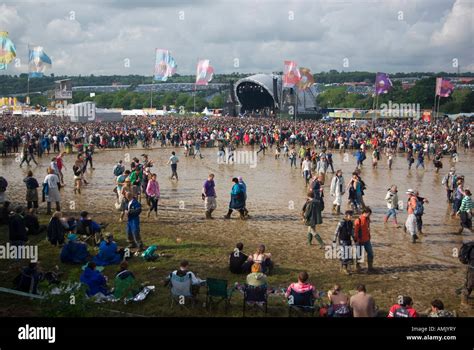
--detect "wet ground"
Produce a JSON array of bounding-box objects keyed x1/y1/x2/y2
[{"x1": 1, "y1": 145, "x2": 473, "y2": 315}]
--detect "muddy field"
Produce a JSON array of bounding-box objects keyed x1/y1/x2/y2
[{"x1": 0, "y1": 145, "x2": 473, "y2": 317}]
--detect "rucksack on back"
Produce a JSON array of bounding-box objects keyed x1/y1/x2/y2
[
  {"x1": 414, "y1": 200, "x2": 424, "y2": 216},
  {"x1": 459, "y1": 242, "x2": 474, "y2": 265}
]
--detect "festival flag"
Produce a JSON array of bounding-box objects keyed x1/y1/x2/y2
[
  {"x1": 195, "y1": 59, "x2": 214, "y2": 85},
  {"x1": 297, "y1": 67, "x2": 315, "y2": 90},
  {"x1": 0, "y1": 32, "x2": 17, "y2": 70},
  {"x1": 435, "y1": 77, "x2": 454, "y2": 98},
  {"x1": 153, "y1": 49, "x2": 177, "y2": 82},
  {"x1": 375, "y1": 72, "x2": 393, "y2": 95},
  {"x1": 28, "y1": 46, "x2": 52, "y2": 78},
  {"x1": 283, "y1": 60, "x2": 301, "y2": 88}
]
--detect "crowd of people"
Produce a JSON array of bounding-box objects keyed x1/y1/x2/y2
[{"x1": 0, "y1": 114, "x2": 473, "y2": 314}]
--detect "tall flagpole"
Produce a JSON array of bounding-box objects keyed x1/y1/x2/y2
[
  {"x1": 436, "y1": 94, "x2": 441, "y2": 119},
  {"x1": 26, "y1": 43, "x2": 30, "y2": 106}
]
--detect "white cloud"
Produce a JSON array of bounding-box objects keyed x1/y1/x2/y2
[{"x1": 0, "y1": 0, "x2": 472, "y2": 76}]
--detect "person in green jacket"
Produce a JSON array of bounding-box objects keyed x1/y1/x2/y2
[
  {"x1": 302, "y1": 191, "x2": 325, "y2": 247},
  {"x1": 113, "y1": 261, "x2": 141, "y2": 300}
]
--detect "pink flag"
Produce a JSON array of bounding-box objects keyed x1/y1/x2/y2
[
  {"x1": 283, "y1": 60, "x2": 301, "y2": 88},
  {"x1": 435, "y1": 77, "x2": 454, "y2": 98},
  {"x1": 196, "y1": 59, "x2": 214, "y2": 85}
]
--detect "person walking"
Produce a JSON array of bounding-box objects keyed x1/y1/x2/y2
[
  {"x1": 301, "y1": 156, "x2": 312, "y2": 186},
  {"x1": 405, "y1": 189, "x2": 419, "y2": 243},
  {"x1": 353, "y1": 207, "x2": 374, "y2": 273},
  {"x1": 146, "y1": 173, "x2": 160, "y2": 219},
  {"x1": 457, "y1": 189, "x2": 473, "y2": 234},
  {"x1": 125, "y1": 192, "x2": 143, "y2": 250},
  {"x1": 167, "y1": 151, "x2": 179, "y2": 180},
  {"x1": 224, "y1": 177, "x2": 246, "y2": 220},
  {"x1": 330, "y1": 169, "x2": 345, "y2": 215},
  {"x1": 384, "y1": 185, "x2": 400, "y2": 227},
  {"x1": 302, "y1": 191, "x2": 325, "y2": 247},
  {"x1": 442, "y1": 167, "x2": 457, "y2": 203},
  {"x1": 333, "y1": 210, "x2": 354, "y2": 275},
  {"x1": 202, "y1": 173, "x2": 217, "y2": 219}
]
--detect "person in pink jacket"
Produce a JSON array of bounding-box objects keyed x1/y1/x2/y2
[{"x1": 146, "y1": 173, "x2": 160, "y2": 219}]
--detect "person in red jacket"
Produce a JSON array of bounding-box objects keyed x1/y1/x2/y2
[
  {"x1": 354, "y1": 207, "x2": 374, "y2": 273},
  {"x1": 388, "y1": 296, "x2": 418, "y2": 317}
]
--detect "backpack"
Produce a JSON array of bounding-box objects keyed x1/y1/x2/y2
[
  {"x1": 459, "y1": 242, "x2": 474, "y2": 265},
  {"x1": 113, "y1": 165, "x2": 123, "y2": 177},
  {"x1": 414, "y1": 199, "x2": 424, "y2": 216},
  {"x1": 393, "y1": 306, "x2": 410, "y2": 317}
]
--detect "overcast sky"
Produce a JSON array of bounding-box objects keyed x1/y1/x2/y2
[{"x1": 0, "y1": 0, "x2": 473, "y2": 76}]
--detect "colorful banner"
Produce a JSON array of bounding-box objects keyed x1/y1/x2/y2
[
  {"x1": 153, "y1": 49, "x2": 177, "y2": 82},
  {"x1": 435, "y1": 77, "x2": 454, "y2": 98},
  {"x1": 0, "y1": 32, "x2": 17, "y2": 70},
  {"x1": 283, "y1": 60, "x2": 301, "y2": 88},
  {"x1": 375, "y1": 72, "x2": 393, "y2": 95},
  {"x1": 28, "y1": 46, "x2": 52, "y2": 78},
  {"x1": 195, "y1": 59, "x2": 214, "y2": 85},
  {"x1": 297, "y1": 67, "x2": 315, "y2": 90}
]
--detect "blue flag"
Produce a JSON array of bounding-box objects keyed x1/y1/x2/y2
[{"x1": 28, "y1": 46, "x2": 52, "y2": 78}]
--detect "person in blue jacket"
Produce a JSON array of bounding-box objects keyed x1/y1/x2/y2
[
  {"x1": 224, "y1": 177, "x2": 247, "y2": 220},
  {"x1": 125, "y1": 192, "x2": 143, "y2": 249},
  {"x1": 60, "y1": 234, "x2": 90, "y2": 264},
  {"x1": 93, "y1": 233, "x2": 123, "y2": 266},
  {"x1": 80, "y1": 261, "x2": 109, "y2": 297}
]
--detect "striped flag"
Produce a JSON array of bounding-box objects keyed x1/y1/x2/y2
[
  {"x1": 0, "y1": 32, "x2": 16, "y2": 70},
  {"x1": 195, "y1": 59, "x2": 214, "y2": 85},
  {"x1": 283, "y1": 60, "x2": 302, "y2": 88},
  {"x1": 28, "y1": 46, "x2": 52, "y2": 78},
  {"x1": 153, "y1": 49, "x2": 177, "y2": 82}
]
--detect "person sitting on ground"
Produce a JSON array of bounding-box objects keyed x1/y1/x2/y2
[
  {"x1": 113, "y1": 261, "x2": 141, "y2": 300},
  {"x1": 165, "y1": 260, "x2": 206, "y2": 298},
  {"x1": 285, "y1": 271, "x2": 317, "y2": 307},
  {"x1": 387, "y1": 296, "x2": 418, "y2": 317},
  {"x1": 60, "y1": 233, "x2": 90, "y2": 264},
  {"x1": 92, "y1": 232, "x2": 124, "y2": 266},
  {"x1": 248, "y1": 244, "x2": 273, "y2": 274},
  {"x1": 327, "y1": 284, "x2": 351, "y2": 317},
  {"x1": 24, "y1": 208, "x2": 46, "y2": 236},
  {"x1": 427, "y1": 299, "x2": 455, "y2": 317},
  {"x1": 80, "y1": 261, "x2": 109, "y2": 297},
  {"x1": 46, "y1": 211, "x2": 67, "y2": 246},
  {"x1": 246, "y1": 263, "x2": 268, "y2": 288},
  {"x1": 229, "y1": 242, "x2": 251, "y2": 274},
  {"x1": 76, "y1": 210, "x2": 107, "y2": 245},
  {"x1": 8, "y1": 206, "x2": 28, "y2": 246},
  {"x1": 14, "y1": 262, "x2": 44, "y2": 295},
  {"x1": 349, "y1": 284, "x2": 377, "y2": 317}
]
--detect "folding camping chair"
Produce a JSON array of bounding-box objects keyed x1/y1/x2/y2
[
  {"x1": 287, "y1": 288, "x2": 316, "y2": 317},
  {"x1": 242, "y1": 284, "x2": 268, "y2": 317},
  {"x1": 205, "y1": 278, "x2": 234, "y2": 313}
]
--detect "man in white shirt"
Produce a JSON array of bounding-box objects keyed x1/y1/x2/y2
[
  {"x1": 167, "y1": 151, "x2": 179, "y2": 180},
  {"x1": 43, "y1": 168, "x2": 61, "y2": 214},
  {"x1": 301, "y1": 156, "x2": 312, "y2": 185}
]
